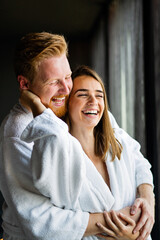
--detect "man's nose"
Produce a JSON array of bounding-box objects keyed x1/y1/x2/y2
[{"x1": 58, "y1": 80, "x2": 70, "y2": 95}]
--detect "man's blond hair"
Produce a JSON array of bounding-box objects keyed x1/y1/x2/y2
[{"x1": 14, "y1": 32, "x2": 68, "y2": 82}]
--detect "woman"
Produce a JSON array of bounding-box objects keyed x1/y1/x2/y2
[{"x1": 20, "y1": 66, "x2": 153, "y2": 239}]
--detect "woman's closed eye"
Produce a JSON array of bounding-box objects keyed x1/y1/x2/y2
[
  {"x1": 77, "y1": 94, "x2": 88, "y2": 97},
  {"x1": 96, "y1": 94, "x2": 104, "y2": 98}
]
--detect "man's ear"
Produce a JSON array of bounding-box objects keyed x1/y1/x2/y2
[{"x1": 17, "y1": 75, "x2": 29, "y2": 89}]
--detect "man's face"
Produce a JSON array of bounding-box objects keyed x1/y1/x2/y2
[{"x1": 28, "y1": 54, "x2": 72, "y2": 117}]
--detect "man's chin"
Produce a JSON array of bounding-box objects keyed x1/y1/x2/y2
[
  {"x1": 49, "y1": 105, "x2": 67, "y2": 118},
  {"x1": 48, "y1": 96, "x2": 69, "y2": 118}
]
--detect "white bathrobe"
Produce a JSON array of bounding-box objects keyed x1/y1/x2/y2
[
  {"x1": 0, "y1": 104, "x2": 153, "y2": 240},
  {"x1": 21, "y1": 108, "x2": 153, "y2": 240}
]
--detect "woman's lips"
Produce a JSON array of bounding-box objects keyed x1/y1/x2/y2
[{"x1": 82, "y1": 109, "x2": 98, "y2": 115}]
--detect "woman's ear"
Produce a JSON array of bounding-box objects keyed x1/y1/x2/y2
[{"x1": 17, "y1": 75, "x2": 29, "y2": 89}]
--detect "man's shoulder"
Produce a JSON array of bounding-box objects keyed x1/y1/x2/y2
[{"x1": 1, "y1": 103, "x2": 33, "y2": 138}]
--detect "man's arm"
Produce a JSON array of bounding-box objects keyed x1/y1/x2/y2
[
  {"x1": 1, "y1": 135, "x2": 90, "y2": 240},
  {"x1": 109, "y1": 111, "x2": 154, "y2": 237}
]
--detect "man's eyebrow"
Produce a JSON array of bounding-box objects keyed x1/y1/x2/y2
[
  {"x1": 74, "y1": 89, "x2": 104, "y2": 94},
  {"x1": 43, "y1": 72, "x2": 72, "y2": 84},
  {"x1": 43, "y1": 78, "x2": 56, "y2": 84},
  {"x1": 66, "y1": 72, "x2": 72, "y2": 77}
]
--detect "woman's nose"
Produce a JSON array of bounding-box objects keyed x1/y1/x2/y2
[{"x1": 87, "y1": 95, "x2": 97, "y2": 105}]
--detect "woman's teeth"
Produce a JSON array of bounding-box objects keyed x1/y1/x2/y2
[{"x1": 83, "y1": 110, "x2": 98, "y2": 115}]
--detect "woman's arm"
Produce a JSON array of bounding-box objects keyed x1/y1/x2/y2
[{"x1": 20, "y1": 90, "x2": 46, "y2": 116}]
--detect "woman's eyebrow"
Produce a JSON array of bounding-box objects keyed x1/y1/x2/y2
[
  {"x1": 96, "y1": 90, "x2": 104, "y2": 94},
  {"x1": 74, "y1": 89, "x2": 88, "y2": 94},
  {"x1": 74, "y1": 89, "x2": 104, "y2": 94}
]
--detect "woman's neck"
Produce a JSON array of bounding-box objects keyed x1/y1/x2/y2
[
  {"x1": 70, "y1": 124, "x2": 110, "y2": 188},
  {"x1": 70, "y1": 126, "x2": 95, "y2": 159}
]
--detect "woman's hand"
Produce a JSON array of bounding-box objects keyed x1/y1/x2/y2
[
  {"x1": 96, "y1": 210, "x2": 139, "y2": 240},
  {"x1": 20, "y1": 90, "x2": 46, "y2": 117}
]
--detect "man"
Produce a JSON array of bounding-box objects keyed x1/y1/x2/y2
[{"x1": 0, "y1": 32, "x2": 154, "y2": 240}]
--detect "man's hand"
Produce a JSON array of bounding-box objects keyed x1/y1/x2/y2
[{"x1": 130, "y1": 184, "x2": 155, "y2": 240}]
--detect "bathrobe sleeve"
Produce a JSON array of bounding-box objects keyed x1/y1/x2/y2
[
  {"x1": 20, "y1": 109, "x2": 89, "y2": 239},
  {"x1": 22, "y1": 108, "x2": 86, "y2": 209},
  {"x1": 108, "y1": 111, "x2": 153, "y2": 188},
  {"x1": 0, "y1": 110, "x2": 89, "y2": 240}
]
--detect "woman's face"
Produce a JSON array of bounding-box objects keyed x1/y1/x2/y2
[{"x1": 68, "y1": 75, "x2": 105, "y2": 129}]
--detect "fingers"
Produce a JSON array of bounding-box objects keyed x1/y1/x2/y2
[
  {"x1": 107, "y1": 211, "x2": 136, "y2": 238},
  {"x1": 130, "y1": 198, "x2": 142, "y2": 215},
  {"x1": 133, "y1": 213, "x2": 147, "y2": 233},
  {"x1": 96, "y1": 212, "x2": 117, "y2": 237},
  {"x1": 96, "y1": 211, "x2": 127, "y2": 237},
  {"x1": 136, "y1": 218, "x2": 154, "y2": 240},
  {"x1": 19, "y1": 90, "x2": 32, "y2": 110},
  {"x1": 20, "y1": 90, "x2": 40, "y2": 101},
  {"x1": 104, "y1": 211, "x2": 120, "y2": 232},
  {"x1": 105, "y1": 210, "x2": 135, "y2": 235},
  {"x1": 96, "y1": 234, "x2": 115, "y2": 239},
  {"x1": 96, "y1": 222, "x2": 116, "y2": 237},
  {"x1": 117, "y1": 212, "x2": 135, "y2": 226},
  {"x1": 133, "y1": 203, "x2": 154, "y2": 234},
  {"x1": 97, "y1": 210, "x2": 138, "y2": 239},
  {"x1": 20, "y1": 90, "x2": 44, "y2": 115}
]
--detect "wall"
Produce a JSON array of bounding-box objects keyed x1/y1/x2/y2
[{"x1": 0, "y1": 40, "x2": 19, "y2": 124}]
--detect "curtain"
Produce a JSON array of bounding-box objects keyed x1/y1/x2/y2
[{"x1": 107, "y1": 0, "x2": 146, "y2": 154}]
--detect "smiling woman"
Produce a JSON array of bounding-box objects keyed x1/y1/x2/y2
[
  {"x1": 68, "y1": 75, "x2": 105, "y2": 129},
  {"x1": 68, "y1": 65, "x2": 122, "y2": 162}
]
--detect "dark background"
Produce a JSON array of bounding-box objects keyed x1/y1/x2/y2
[{"x1": 0, "y1": 0, "x2": 159, "y2": 238}]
